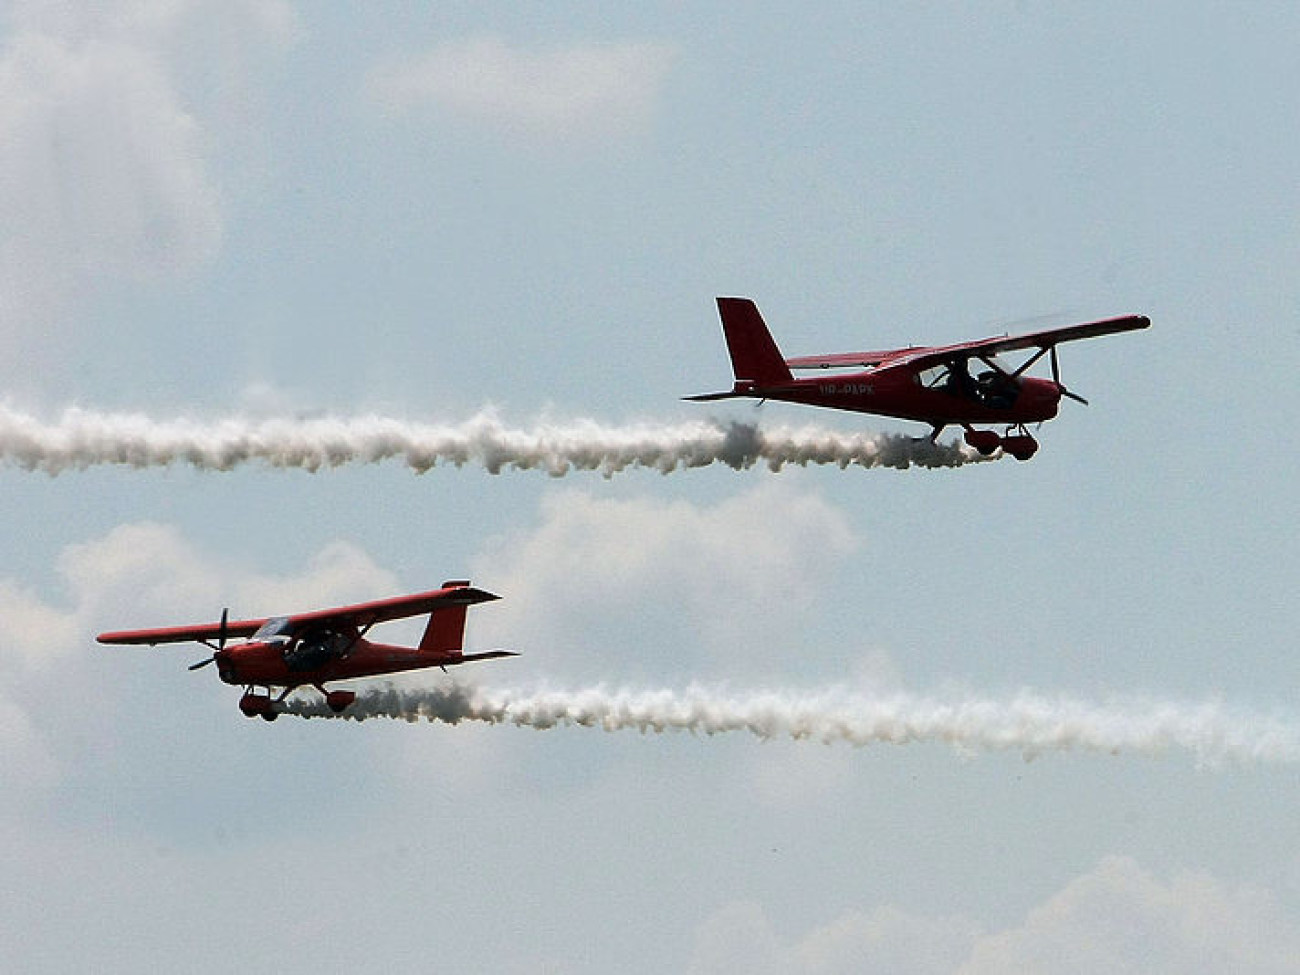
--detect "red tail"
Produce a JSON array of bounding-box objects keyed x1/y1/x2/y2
[
  {"x1": 716, "y1": 297, "x2": 793, "y2": 385},
  {"x1": 417, "y1": 580, "x2": 473, "y2": 656},
  {"x1": 418, "y1": 604, "x2": 467, "y2": 656}
]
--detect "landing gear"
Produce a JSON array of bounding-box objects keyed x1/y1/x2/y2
[
  {"x1": 962, "y1": 426, "x2": 1039, "y2": 461},
  {"x1": 239, "y1": 685, "x2": 294, "y2": 721},
  {"x1": 963, "y1": 428, "x2": 1002, "y2": 455},
  {"x1": 239, "y1": 689, "x2": 277, "y2": 720},
  {"x1": 1000, "y1": 432, "x2": 1038, "y2": 461}
]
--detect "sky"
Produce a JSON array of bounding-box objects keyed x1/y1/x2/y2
[{"x1": 2, "y1": 2, "x2": 1299, "y2": 972}]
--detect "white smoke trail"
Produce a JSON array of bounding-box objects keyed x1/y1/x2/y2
[
  {"x1": 0, "y1": 405, "x2": 990, "y2": 475},
  {"x1": 281, "y1": 683, "x2": 1300, "y2": 767}
]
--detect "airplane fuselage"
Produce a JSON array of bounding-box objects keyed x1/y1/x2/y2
[
  {"x1": 734, "y1": 371, "x2": 1062, "y2": 428},
  {"x1": 214, "y1": 637, "x2": 467, "y2": 689}
]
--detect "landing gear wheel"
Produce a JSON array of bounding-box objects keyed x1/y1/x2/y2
[
  {"x1": 964, "y1": 429, "x2": 1001, "y2": 456},
  {"x1": 1000, "y1": 429, "x2": 1039, "y2": 461},
  {"x1": 325, "y1": 690, "x2": 356, "y2": 714}
]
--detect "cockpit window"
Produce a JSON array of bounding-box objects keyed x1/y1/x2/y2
[
  {"x1": 252, "y1": 616, "x2": 293, "y2": 642},
  {"x1": 918, "y1": 365, "x2": 951, "y2": 389}
]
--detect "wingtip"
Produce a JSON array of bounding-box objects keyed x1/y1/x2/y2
[{"x1": 440, "y1": 581, "x2": 502, "y2": 603}]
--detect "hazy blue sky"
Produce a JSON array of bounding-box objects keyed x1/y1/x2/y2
[{"x1": 3, "y1": 3, "x2": 1299, "y2": 972}]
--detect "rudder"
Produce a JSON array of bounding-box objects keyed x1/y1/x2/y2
[
  {"x1": 418, "y1": 604, "x2": 468, "y2": 656},
  {"x1": 417, "y1": 580, "x2": 476, "y2": 656},
  {"x1": 716, "y1": 297, "x2": 792, "y2": 385}
]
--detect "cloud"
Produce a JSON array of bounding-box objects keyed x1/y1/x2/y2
[
  {"x1": 687, "y1": 900, "x2": 979, "y2": 975},
  {"x1": 0, "y1": 1, "x2": 297, "y2": 337},
  {"x1": 471, "y1": 483, "x2": 861, "y2": 678},
  {"x1": 366, "y1": 35, "x2": 676, "y2": 142},
  {"x1": 961, "y1": 856, "x2": 1300, "y2": 975},
  {"x1": 0, "y1": 27, "x2": 220, "y2": 322},
  {"x1": 0, "y1": 578, "x2": 81, "y2": 671},
  {"x1": 686, "y1": 858, "x2": 1300, "y2": 975}
]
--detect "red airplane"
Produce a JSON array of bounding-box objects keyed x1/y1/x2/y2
[
  {"x1": 687, "y1": 297, "x2": 1149, "y2": 459},
  {"x1": 97, "y1": 581, "x2": 514, "y2": 720}
]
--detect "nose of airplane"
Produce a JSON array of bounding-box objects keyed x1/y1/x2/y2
[{"x1": 1022, "y1": 378, "x2": 1061, "y2": 420}]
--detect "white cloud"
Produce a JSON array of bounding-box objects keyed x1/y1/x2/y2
[
  {"x1": 228, "y1": 541, "x2": 400, "y2": 621},
  {"x1": 0, "y1": 578, "x2": 80, "y2": 671},
  {"x1": 366, "y1": 35, "x2": 676, "y2": 142},
  {"x1": 960, "y1": 855, "x2": 1300, "y2": 975},
  {"x1": 687, "y1": 858, "x2": 1300, "y2": 975},
  {"x1": 0, "y1": 12, "x2": 219, "y2": 337},
  {"x1": 471, "y1": 483, "x2": 861, "y2": 679},
  {"x1": 687, "y1": 900, "x2": 979, "y2": 975},
  {"x1": 0, "y1": 1, "x2": 298, "y2": 336}
]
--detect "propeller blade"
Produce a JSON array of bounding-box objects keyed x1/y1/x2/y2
[
  {"x1": 1050, "y1": 346, "x2": 1089, "y2": 405},
  {"x1": 187, "y1": 607, "x2": 231, "y2": 673}
]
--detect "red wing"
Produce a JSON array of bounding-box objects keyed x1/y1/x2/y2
[
  {"x1": 278, "y1": 582, "x2": 500, "y2": 633},
  {"x1": 97, "y1": 582, "x2": 499, "y2": 647},
  {"x1": 892, "y1": 315, "x2": 1151, "y2": 371},
  {"x1": 97, "y1": 617, "x2": 268, "y2": 646},
  {"x1": 784, "y1": 316, "x2": 1148, "y2": 372}
]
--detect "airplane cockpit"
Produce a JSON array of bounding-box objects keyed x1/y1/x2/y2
[
  {"x1": 282, "y1": 626, "x2": 353, "y2": 672},
  {"x1": 975, "y1": 365, "x2": 1020, "y2": 408},
  {"x1": 918, "y1": 359, "x2": 1020, "y2": 408}
]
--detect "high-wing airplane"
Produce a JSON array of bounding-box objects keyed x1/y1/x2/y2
[
  {"x1": 687, "y1": 298, "x2": 1150, "y2": 459},
  {"x1": 97, "y1": 581, "x2": 514, "y2": 720}
]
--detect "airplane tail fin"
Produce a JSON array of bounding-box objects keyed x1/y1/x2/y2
[
  {"x1": 714, "y1": 297, "x2": 793, "y2": 386},
  {"x1": 417, "y1": 580, "x2": 494, "y2": 657},
  {"x1": 417, "y1": 580, "x2": 516, "y2": 663},
  {"x1": 419, "y1": 603, "x2": 469, "y2": 656}
]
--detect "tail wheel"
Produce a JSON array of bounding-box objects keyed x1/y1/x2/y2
[{"x1": 325, "y1": 690, "x2": 356, "y2": 714}]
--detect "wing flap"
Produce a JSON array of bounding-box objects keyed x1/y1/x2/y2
[{"x1": 786, "y1": 350, "x2": 912, "y2": 370}]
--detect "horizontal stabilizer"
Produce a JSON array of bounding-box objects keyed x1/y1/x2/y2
[
  {"x1": 453, "y1": 649, "x2": 519, "y2": 663},
  {"x1": 682, "y1": 390, "x2": 746, "y2": 402}
]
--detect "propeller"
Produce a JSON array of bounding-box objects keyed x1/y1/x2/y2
[
  {"x1": 188, "y1": 608, "x2": 228, "y2": 671},
  {"x1": 1050, "y1": 346, "x2": 1089, "y2": 406}
]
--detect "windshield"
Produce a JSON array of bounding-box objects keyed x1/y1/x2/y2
[{"x1": 252, "y1": 616, "x2": 293, "y2": 641}]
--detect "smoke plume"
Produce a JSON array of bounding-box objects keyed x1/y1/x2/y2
[
  {"x1": 281, "y1": 683, "x2": 1300, "y2": 766},
  {"x1": 0, "y1": 406, "x2": 989, "y2": 475}
]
